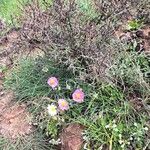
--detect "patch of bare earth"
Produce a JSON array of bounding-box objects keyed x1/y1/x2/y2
[
  {"x1": 0, "y1": 91, "x2": 32, "y2": 140},
  {"x1": 60, "y1": 123, "x2": 84, "y2": 150},
  {"x1": 0, "y1": 30, "x2": 33, "y2": 140}
]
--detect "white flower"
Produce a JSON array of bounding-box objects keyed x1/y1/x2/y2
[
  {"x1": 144, "y1": 127, "x2": 148, "y2": 131},
  {"x1": 61, "y1": 118, "x2": 65, "y2": 122},
  {"x1": 127, "y1": 142, "x2": 130, "y2": 145},
  {"x1": 137, "y1": 137, "x2": 140, "y2": 141},
  {"x1": 49, "y1": 138, "x2": 61, "y2": 145},
  {"x1": 47, "y1": 104, "x2": 57, "y2": 116},
  {"x1": 130, "y1": 137, "x2": 133, "y2": 141},
  {"x1": 66, "y1": 84, "x2": 71, "y2": 90},
  {"x1": 119, "y1": 134, "x2": 122, "y2": 139},
  {"x1": 112, "y1": 124, "x2": 117, "y2": 128},
  {"x1": 93, "y1": 93, "x2": 98, "y2": 99},
  {"x1": 113, "y1": 120, "x2": 116, "y2": 123},
  {"x1": 113, "y1": 128, "x2": 119, "y2": 132},
  {"x1": 58, "y1": 86, "x2": 61, "y2": 91},
  {"x1": 42, "y1": 67, "x2": 48, "y2": 72},
  {"x1": 119, "y1": 140, "x2": 123, "y2": 144},
  {"x1": 105, "y1": 124, "x2": 110, "y2": 129},
  {"x1": 121, "y1": 144, "x2": 125, "y2": 148}
]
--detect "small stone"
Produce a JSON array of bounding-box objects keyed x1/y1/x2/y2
[
  {"x1": 60, "y1": 123, "x2": 84, "y2": 150},
  {"x1": 136, "y1": 30, "x2": 144, "y2": 38}
]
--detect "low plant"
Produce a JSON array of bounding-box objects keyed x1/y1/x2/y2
[
  {"x1": 4, "y1": 55, "x2": 149, "y2": 149},
  {"x1": 0, "y1": 0, "x2": 24, "y2": 25},
  {"x1": 4, "y1": 57, "x2": 74, "y2": 101},
  {"x1": 44, "y1": 79, "x2": 149, "y2": 149},
  {"x1": 127, "y1": 20, "x2": 143, "y2": 30},
  {"x1": 108, "y1": 51, "x2": 150, "y2": 97},
  {"x1": 0, "y1": 131, "x2": 53, "y2": 150},
  {"x1": 1, "y1": 0, "x2": 150, "y2": 150}
]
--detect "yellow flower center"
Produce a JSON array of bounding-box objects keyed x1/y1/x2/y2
[
  {"x1": 50, "y1": 106, "x2": 56, "y2": 112},
  {"x1": 49, "y1": 79, "x2": 55, "y2": 85},
  {"x1": 75, "y1": 93, "x2": 81, "y2": 99},
  {"x1": 61, "y1": 101, "x2": 67, "y2": 107}
]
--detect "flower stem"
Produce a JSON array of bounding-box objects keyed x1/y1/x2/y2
[{"x1": 109, "y1": 135, "x2": 113, "y2": 150}]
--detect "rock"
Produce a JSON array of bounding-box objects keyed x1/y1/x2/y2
[
  {"x1": 60, "y1": 124, "x2": 84, "y2": 150},
  {"x1": 136, "y1": 30, "x2": 144, "y2": 38}
]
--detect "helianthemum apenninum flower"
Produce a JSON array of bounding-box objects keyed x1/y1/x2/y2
[
  {"x1": 47, "y1": 104, "x2": 57, "y2": 116},
  {"x1": 58, "y1": 99, "x2": 69, "y2": 111},
  {"x1": 47, "y1": 77, "x2": 58, "y2": 89},
  {"x1": 72, "y1": 89, "x2": 85, "y2": 103}
]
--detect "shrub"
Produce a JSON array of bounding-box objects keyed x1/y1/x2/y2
[
  {"x1": 16, "y1": 0, "x2": 149, "y2": 81},
  {"x1": 108, "y1": 51, "x2": 150, "y2": 98}
]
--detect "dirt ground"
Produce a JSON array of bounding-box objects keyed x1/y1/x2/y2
[{"x1": 0, "y1": 30, "x2": 33, "y2": 140}]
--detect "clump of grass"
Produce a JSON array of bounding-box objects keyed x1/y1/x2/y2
[
  {"x1": 4, "y1": 57, "x2": 74, "y2": 101},
  {"x1": 0, "y1": 131, "x2": 53, "y2": 150},
  {"x1": 38, "y1": 79, "x2": 149, "y2": 149},
  {"x1": 0, "y1": 0, "x2": 52, "y2": 25},
  {"x1": 0, "y1": 0, "x2": 24, "y2": 25}
]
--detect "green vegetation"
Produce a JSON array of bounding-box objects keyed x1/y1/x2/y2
[
  {"x1": 109, "y1": 51, "x2": 150, "y2": 94},
  {"x1": 4, "y1": 57, "x2": 74, "y2": 100},
  {"x1": 0, "y1": 0, "x2": 52, "y2": 24},
  {"x1": 4, "y1": 55, "x2": 149, "y2": 149},
  {"x1": 77, "y1": 0, "x2": 98, "y2": 19},
  {"x1": 0, "y1": 132, "x2": 52, "y2": 150},
  {"x1": 0, "y1": 0, "x2": 23, "y2": 24},
  {"x1": 1, "y1": 0, "x2": 150, "y2": 150},
  {"x1": 127, "y1": 20, "x2": 143, "y2": 30}
]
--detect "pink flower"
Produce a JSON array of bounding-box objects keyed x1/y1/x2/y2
[
  {"x1": 72, "y1": 89, "x2": 85, "y2": 103},
  {"x1": 58, "y1": 99, "x2": 69, "y2": 111},
  {"x1": 47, "y1": 77, "x2": 58, "y2": 89}
]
